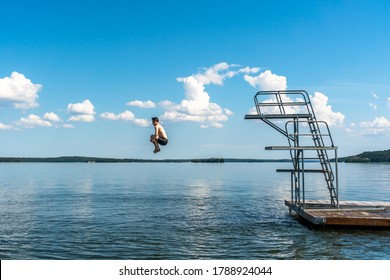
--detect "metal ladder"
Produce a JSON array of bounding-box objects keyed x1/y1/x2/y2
[{"x1": 245, "y1": 90, "x2": 339, "y2": 209}]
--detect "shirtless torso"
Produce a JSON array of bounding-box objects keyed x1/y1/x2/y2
[{"x1": 154, "y1": 123, "x2": 168, "y2": 140}]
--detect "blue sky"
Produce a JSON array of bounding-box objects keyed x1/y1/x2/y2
[{"x1": 1, "y1": 0, "x2": 389, "y2": 159}]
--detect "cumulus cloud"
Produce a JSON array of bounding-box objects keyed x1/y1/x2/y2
[
  {"x1": 0, "y1": 122, "x2": 13, "y2": 130},
  {"x1": 100, "y1": 110, "x2": 135, "y2": 121},
  {"x1": 244, "y1": 70, "x2": 287, "y2": 91},
  {"x1": 100, "y1": 110, "x2": 149, "y2": 127},
  {"x1": 161, "y1": 77, "x2": 229, "y2": 127},
  {"x1": 311, "y1": 92, "x2": 345, "y2": 126},
  {"x1": 44, "y1": 112, "x2": 61, "y2": 122},
  {"x1": 67, "y1": 99, "x2": 95, "y2": 122},
  {"x1": 68, "y1": 115, "x2": 95, "y2": 122},
  {"x1": 360, "y1": 116, "x2": 390, "y2": 136},
  {"x1": 16, "y1": 114, "x2": 52, "y2": 128},
  {"x1": 127, "y1": 100, "x2": 156, "y2": 108},
  {"x1": 160, "y1": 62, "x2": 252, "y2": 128},
  {"x1": 67, "y1": 99, "x2": 95, "y2": 115},
  {"x1": 193, "y1": 62, "x2": 234, "y2": 85},
  {"x1": 0, "y1": 72, "x2": 41, "y2": 109}
]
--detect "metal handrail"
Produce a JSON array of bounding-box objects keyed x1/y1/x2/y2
[
  {"x1": 285, "y1": 120, "x2": 335, "y2": 147},
  {"x1": 253, "y1": 90, "x2": 312, "y2": 116}
]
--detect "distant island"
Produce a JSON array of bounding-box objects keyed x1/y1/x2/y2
[{"x1": 338, "y1": 149, "x2": 390, "y2": 163}]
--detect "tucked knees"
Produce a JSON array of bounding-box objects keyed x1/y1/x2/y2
[{"x1": 150, "y1": 134, "x2": 157, "y2": 142}]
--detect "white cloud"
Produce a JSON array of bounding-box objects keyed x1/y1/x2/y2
[
  {"x1": 153, "y1": 64, "x2": 268, "y2": 128},
  {"x1": 0, "y1": 72, "x2": 41, "y2": 109},
  {"x1": 193, "y1": 62, "x2": 234, "y2": 85},
  {"x1": 311, "y1": 92, "x2": 345, "y2": 127},
  {"x1": 369, "y1": 102, "x2": 378, "y2": 110},
  {"x1": 100, "y1": 110, "x2": 150, "y2": 127},
  {"x1": 0, "y1": 122, "x2": 13, "y2": 130},
  {"x1": 100, "y1": 110, "x2": 135, "y2": 121},
  {"x1": 191, "y1": 63, "x2": 260, "y2": 86},
  {"x1": 244, "y1": 70, "x2": 287, "y2": 91},
  {"x1": 360, "y1": 116, "x2": 390, "y2": 136},
  {"x1": 133, "y1": 118, "x2": 150, "y2": 127},
  {"x1": 200, "y1": 123, "x2": 224, "y2": 129},
  {"x1": 160, "y1": 63, "x2": 242, "y2": 128},
  {"x1": 372, "y1": 92, "x2": 379, "y2": 99},
  {"x1": 16, "y1": 114, "x2": 52, "y2": 128},
  {"x1": 63, "y1": 124, "x2": 74, "y2": 129},
  {"x1": 224, "y1": 109, "x2": 234, "y2": 116},
  {"x1": 159, "y1": 100, "x2": 175, "y2": 108},
  {"x1": 67, "y1": 99, "x2": 95, "y2": 115},
  {"x1": 100, "y1": 112, "x2": 118, "y2": 120},
  {"x1": 44, "y1": 112, "x2": 61, "y2": 122},
  {"x1": 127, "y1": 100, "x2": 156, "y2": 108},
  {"x1": 238, "y1": 66, "x2": 261, "y2": 74},
  {"x1": 68, "y1": 114, "x2": 95, "y2": 122},
  {"x1": 67, "y1": 99, "x2": 96, "y2": 122}
]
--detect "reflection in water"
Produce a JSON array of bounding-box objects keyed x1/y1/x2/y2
[{"x1": 0, "y1": 163, "x2": 389, "y2": 259}]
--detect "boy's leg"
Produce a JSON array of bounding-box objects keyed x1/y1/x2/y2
[
  {"x1": 153, "y1": 140, "x2": 160, "y2": 153},
  {"x1": 150, "y1": 135, "x2": 160, "y2": 153}
]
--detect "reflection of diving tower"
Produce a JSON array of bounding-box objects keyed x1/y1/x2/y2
[{"x1": 245, "y1": 90, "x2": 339, "y2": 214}]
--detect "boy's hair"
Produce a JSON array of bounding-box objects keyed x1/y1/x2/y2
[{"x1": 151, "y1": 117, "x2": 159, "y2": 122}]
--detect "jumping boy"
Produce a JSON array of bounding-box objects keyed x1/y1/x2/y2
[{"x1": 150, "y1": 117, "x2": 168, "y2": 154}]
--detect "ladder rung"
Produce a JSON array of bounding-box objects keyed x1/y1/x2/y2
[
  {"x1": 276, "y1": 169, "x2": 327, "y2": 173},
  {"x1": 256, "y1": 102, "x2": 309, "y2": 106},
  {"x1": 244, "y1": 114, "x2": 312, "y2": 120},
  {"x1": 288, "y1": 133, "x2": 330, "y2": 136},
  {"x1": 265, "y1": 146, "x2": 337, "y2": 150}
]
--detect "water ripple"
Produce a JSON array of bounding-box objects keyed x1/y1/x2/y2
[{"x1": 1, "y1": 163, "x2": 390, "y2": 259}]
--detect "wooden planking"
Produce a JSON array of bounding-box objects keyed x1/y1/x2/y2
[
  {"x1": 285, "y1": 200, "x2": 390, "y2": 227},
  {"x1": 308, "y1": 209, "x2": 390, "y2": 227}
]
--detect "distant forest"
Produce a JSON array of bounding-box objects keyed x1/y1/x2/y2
[{"x1": 338, "y1": 149, "x2": 390, "y2": 163}]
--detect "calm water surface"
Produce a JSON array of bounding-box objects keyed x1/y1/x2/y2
[{"x1": 0, "y1": 162, "x2": 389, "y2": 259}]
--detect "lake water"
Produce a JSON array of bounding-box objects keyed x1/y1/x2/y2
[{"x1": 0, "y1": 162, "x2": 389, "y2": 260}]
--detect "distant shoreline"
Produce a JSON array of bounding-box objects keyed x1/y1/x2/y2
[
  {"x1": 0, "y1": 156, "x2": 291, "y2": 163},
  {"x1": 1, "y1": 149, "x2": 388, "y2": 163}
]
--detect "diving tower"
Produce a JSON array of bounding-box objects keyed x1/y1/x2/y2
[{"x1": 245, "y1": 90, "x2": 390, "y2": 227}]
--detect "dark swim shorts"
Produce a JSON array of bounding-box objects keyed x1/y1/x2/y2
[{"x1": 158, "y1": 137, "x2": 168, "y2": 146}]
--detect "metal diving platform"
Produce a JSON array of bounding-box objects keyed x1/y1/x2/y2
[{"x1": 245, "y1": 90, "x2": 390, "y2": 228}]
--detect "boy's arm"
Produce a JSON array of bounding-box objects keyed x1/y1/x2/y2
[{"x1": 154, "y1": 125, "x2": 159, "y2": 139}]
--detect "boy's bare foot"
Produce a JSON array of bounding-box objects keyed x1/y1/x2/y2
[{"x1": 153, "y1": 148, "x2": 160, "y2": 154}]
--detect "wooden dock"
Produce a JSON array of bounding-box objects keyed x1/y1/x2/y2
[{"x1": 285, "y1": 200, "x2": 390, "y2": 228}]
